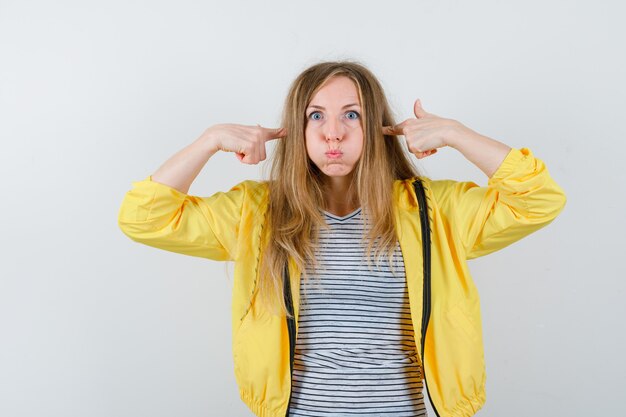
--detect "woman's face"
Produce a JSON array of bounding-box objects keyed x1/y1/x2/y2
[{"x1": 305, "y1": 76, "x2": 364, "y2": 180}]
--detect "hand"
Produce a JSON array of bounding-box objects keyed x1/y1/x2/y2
[
  {"x1": 382, "y1": 99, "x2": 461, "y2": 159},
  {"x1": 205, "y1": 123, "x2": 286, "y2": 165}
]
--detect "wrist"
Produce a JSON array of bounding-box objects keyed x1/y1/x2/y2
[
  {"x1": 446, "y1": 121, "x2": 479, "y2": 150},
  {"x1": 196, "y1": 128, "x2": 220, "y2": 157}
]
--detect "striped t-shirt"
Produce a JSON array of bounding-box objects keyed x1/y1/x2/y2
[{"x1": 288, "y1": 207, "x2": 426, "y2": 417}]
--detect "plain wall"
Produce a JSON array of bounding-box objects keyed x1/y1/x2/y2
[{"x1": 1, "y1": 0, "x2": 624, "y2": 416}]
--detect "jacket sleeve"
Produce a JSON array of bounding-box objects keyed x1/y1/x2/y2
[
  {"x1": 429, "y1": 148, "x2": 567, "y2": 260},
  {"x1": 117, "y1": 176, "x2": 246, "y2": 261}
]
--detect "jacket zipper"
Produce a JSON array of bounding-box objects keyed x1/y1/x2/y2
[
  {"x1": 283, "y1": 263, "x2": 296, "y2": 417},
  {"x1": 413, "y1": 179, "x2": 442, "y2": 417}
]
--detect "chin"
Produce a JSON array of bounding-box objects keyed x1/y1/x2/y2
[{"x1": 321, "y1": 167, "x2": 355, "y2": 178}]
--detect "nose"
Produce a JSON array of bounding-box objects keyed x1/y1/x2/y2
[{"x1": 324, "y1": 117, "x2": 344, "y2": 142}]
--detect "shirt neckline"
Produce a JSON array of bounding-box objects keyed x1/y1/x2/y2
[{"x1": 321, "y1": 207, "x2": 362, "y2": 221}]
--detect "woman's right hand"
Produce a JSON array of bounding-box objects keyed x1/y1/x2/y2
[{"x1": 204, "y1": 123, "x2": 286, "y2": 165}]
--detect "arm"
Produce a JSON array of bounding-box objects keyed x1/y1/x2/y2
[
  {"x1": 150, "y1": 130, "x2": 218, "y2": 194},
  {"x1": 117, "y1": 175, "x2": 247, "y2": 260},
  {"x1": 384, "y1": 98, "x2": 511, "y2": 177},
  {"x1": 429, "y1": 148, "x2": 566, "y2": 259},
  {"x1": 118, "y1": 124, "x2": 285, "y2": 259},
  {"x1": 150, "y1": 124, "x2": 284, "y2": 193},
  {"x1": 386, "y1": 99, "x2": 566, "y2": 258},
  {"x1": 446, "y1": 126, "x2": 512, "y2": 179}
]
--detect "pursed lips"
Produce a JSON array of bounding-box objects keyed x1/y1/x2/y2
[{"x1": 325, "y1": 150, "x2": 343, "y2": 159}]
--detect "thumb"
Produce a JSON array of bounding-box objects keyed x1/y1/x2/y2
[{"x1": 413, "y1": 99, "x2": 428, "y2": 119}]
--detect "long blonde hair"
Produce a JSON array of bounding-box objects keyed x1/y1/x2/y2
[{"x1": 259, "y1": 60, "x2": 419, "y2": 315}]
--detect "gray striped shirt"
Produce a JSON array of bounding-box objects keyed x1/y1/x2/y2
[{"x1": 289, "y1": 207, "x2": 426, "y2": 417}]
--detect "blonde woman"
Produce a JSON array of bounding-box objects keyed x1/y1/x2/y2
[{"x1": 118, "y1": 61, "x2": 566, "y2": 417}]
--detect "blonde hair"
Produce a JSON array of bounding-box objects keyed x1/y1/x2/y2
[{"x1": 259, "y1": 60, "x2": 420, "y2": 315}]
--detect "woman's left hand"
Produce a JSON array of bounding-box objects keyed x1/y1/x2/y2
[{"x1": 382, "y1": 99, "x2": 465, "y2": 159}]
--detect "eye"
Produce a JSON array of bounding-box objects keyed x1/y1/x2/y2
[
  {"x1": 345, "y1": 111, "x2": 360, "y2": 120},
  {"x1": 308, "y1": 111, "x2": 323, "y2": 121}
]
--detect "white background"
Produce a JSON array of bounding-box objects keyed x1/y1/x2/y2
[{"x1": 1, "y1": 1, "x2": 624, "y2": 416}]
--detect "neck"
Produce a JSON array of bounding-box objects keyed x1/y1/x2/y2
[{"x1": 323, "y1": 175, "x2": 359, "y2": 216}]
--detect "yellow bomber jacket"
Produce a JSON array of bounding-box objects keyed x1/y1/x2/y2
[{"x1": 118, "y1": 148, "x2": 566, "y2": 417}]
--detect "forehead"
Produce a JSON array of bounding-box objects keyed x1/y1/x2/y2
[{"x1": 308, "y1": 75, "x2": 361, "y2": 106}]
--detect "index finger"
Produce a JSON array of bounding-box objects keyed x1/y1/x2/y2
[
  {"x1": 382, "y1": 121, "x2": 409, "y2": 136},
  {"x1": 382, "y1": 126, "x2": 398, "y2": 136},
  {"x1": 259, "y1": 126, "x2": 287, "y2": 141}
]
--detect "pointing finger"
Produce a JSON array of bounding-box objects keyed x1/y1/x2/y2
[
  {"x1": 259, "y1": 126, "x2": 287, "y2": 141},
  {"x1": 383, "y1": 119, "x2": 411, "y2": 136},
  {"x1": 382, "y1": 126, "x2": 398, "y2": 136}
]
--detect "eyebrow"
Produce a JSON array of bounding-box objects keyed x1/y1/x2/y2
[{"x1": 307, "y1": 103, "x2": 361, "y2": 110}]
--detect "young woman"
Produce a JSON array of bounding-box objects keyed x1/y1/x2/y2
[{"x1": 118, "y1": 61, "x2": 566, "y2": 417}]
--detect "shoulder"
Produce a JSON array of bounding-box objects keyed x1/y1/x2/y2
[
  {"x1": 393, "y1": 176, "x2": 477, "y2": 210},
  {"x1": 392, "y1": 176, "x2": 432, "y2": 209},
  {"x1": 229, "y1": 179, "x2": 269, "y2": 194},
  {"x1": 225, "y1": 179, "x2": 270, "y2": 210}
]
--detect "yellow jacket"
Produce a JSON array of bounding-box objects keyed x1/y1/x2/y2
[{"x1": 118, "y1": 147, "x2": 566, "y2": 417}]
